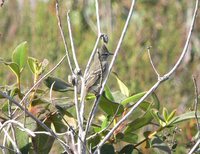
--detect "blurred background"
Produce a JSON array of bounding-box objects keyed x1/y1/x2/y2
[{"x1": 0, "y1": 0, "x2": 200, "y2": 152}]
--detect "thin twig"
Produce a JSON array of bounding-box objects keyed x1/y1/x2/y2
[
  {"x1": 192, "y1": 76, "x2": 200, "y2": 138},
  {"x1": 67, "y1": 11, "x2": 81, "y2": 74},
  {"x1": 94, "y1": 0, "x2": 199, "y2": 152},
  {"x1": 95, "y1": 0, "x2": 101, "y2": 35},
  {"x1": 147, "y1": 46, "x2": 160, "y2": 78},
  {"x1": 56, "y1": 0, "x2": 74, "y2": 74},
  {"x1": 0, "y1": 122, "x2": 21, "y2": 154},
  {"x1": 0, "y1": 120, "x2": 35, "y2": 137},
  {"x1": 188, "y1": 138, "x2": 200, "y2": 154}
]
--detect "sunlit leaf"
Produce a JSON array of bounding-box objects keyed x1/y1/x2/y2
[
  {"x1": 124, "y1": 111, "x2": 153, "y2": 133},
  {"x1": 27, "y1": 57, "x2": 38, "y2": 74},
  {"x1": 104, "y1": 85, "x2": 114, "y2": 101},
  {"x1": 12, "y1": 41, "x2": 28, "y2": 71},
  {"x1": 99, "y1": 92, "x2": 124, "y2": 116},
  {"x1": 4, "y1": 62, "x2": 20, "y2": 81},
  {"x1": 170, "y1": 111, "x2": 200, "y2": 124},
  {"x1": 121, "y1": 132, "x2": 138, "y2": 144},
  {"x1": 15, "y1": 127, "x2": 30, "y2": 153},
  {"x1": 121, "y1": 91, "x2": 146, "y2": 107},
  {"x1": 113, "y1": 72, "x2": 129, "y2": 97}
]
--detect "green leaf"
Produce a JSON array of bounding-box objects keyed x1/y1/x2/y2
[
  {"x1": 32, "y1": 121, "x2": 54, "y2": 154},
  {"x1": 124, "y1": 111, "x2": 154, "y2": 133},
  {"x1": 121, "y1": 91, "x2": 146, "y2": 107},
  {"x1": 51, "y1": 113, "x2": 68, "y2": 133},
  {"x1": 100, "y1": 144, "x2": 115, "y2": 154},
  {"x1": 167, "y1": 109, "x2": 176, "y2": 122},
  {"x1": 99, "y1": 93, "x2": 124, "y2": 116},
  {"x1": 4, "y1": 62, "x2": 20, "y2": 81},
  {"x1": 121, "y1": 132, "x2": 138, "y2": 144},
  {"x1": 12, "y1": 41, "x2": 28, "y2": 71},
  {"x1": 15, "y1": 127, "x2": 30, "y2": 153},
  {"x1": 113, "y1": 72, "x2": 129, "y2": 97},
  {"x1": 88, "y1": 134, "x2": 101, "y2": 148},
  {"x1": 104, "y1": 85, "x2": 114, "y2": 101},
  {"x1": 44, "y1": 76, "x2": 73, "y2": 92},
  {"x1": 170, "y1": 111, "x2": 200, "y2": 124},
  {"x1": 27, "y1": 57, "x2": 38, "y2": 74},
  {"x1": 151, "y1": 136, "x2": 171, "y2": 154},
  {"x1": 119, "y1": 144, "x2": 135, "y2": 154},
  {"x1": 151, "y1": 92, "x2": 160, "y2": 110},
  {"x1": 163, "y1": 108, "x2": 168, "y2": 121},
  {"x1": 101, "y1": 115, "x2": 112, "y2": 130}
]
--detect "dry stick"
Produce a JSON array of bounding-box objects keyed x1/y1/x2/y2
[
  {"x1": 94, "y1": 0, "x2": 199, "y2": 152},
  {"x1": 66, "y1": 11, "x2": 84, "y2": 152},
  {"x1": 192, "y1": 77, "x2": 200, "y2": 137},
  {"x1": 0, "y1": 91, "x2": 71, "y2": 153},
  {"x1": 189, "y1": 138, "x2": 200, "y2": 154},
  {"x1": 0, "y1": 123, "x2": 21, "y2": 154},
  {"x1": 85, "y1": 0, "x2": 136, "y2": 150},
  {"x1": 67, "y1": 11, "x2": 81, "y2": 73},
  {"x1": 79, "y1": 0, "x2": 102, "y2": 152},
  {"x1": 56, "y1": 0, "x2": 74, "y2": 74},
  {"x1": 147, "y1": 47, "x2": 160, "y2": 79}
]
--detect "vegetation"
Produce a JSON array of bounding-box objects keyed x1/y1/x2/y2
[{"x1": 0, "y1": 0, "x2": 200, "y2": 153}]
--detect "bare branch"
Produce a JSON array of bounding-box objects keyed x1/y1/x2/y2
[
  {"x1": 147, "y1": 46, "x2": 160, "y2": 79},
  {"x1": 94, "y1": 0, "x2": 199, "y2": 152},
  {"x1": 0, "y1": 120, "x2": 35, "y2": 137},
  {"x1": 192, "y1": 76, "x2": 200, "y2": 135},
  {"x1": 67, "y1": 11, "x2": 81, "y2": 74},
  {"x1": 95, "y1": 0, "x2": 101, "y2": 35},
  {"x1": 188, "y1": 138, "x2": 200, "y2": 154},
  {"x1": 56, "y1": 0, "x2": 74, "y2": 74}
]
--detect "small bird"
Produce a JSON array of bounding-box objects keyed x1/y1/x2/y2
[{"x1": 84, "y1": 44, "x2": 113, "y2": 95}]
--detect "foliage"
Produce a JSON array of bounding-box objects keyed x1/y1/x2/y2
[{"x1": 0, "y1": 0, "x2": 199, "y2": 153}]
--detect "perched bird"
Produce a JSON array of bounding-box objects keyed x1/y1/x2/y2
[{"x1": 84, "y1": 44, "x2": 113, "y2": 95}]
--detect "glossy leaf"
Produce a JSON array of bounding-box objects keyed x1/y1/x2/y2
[
  {"x1": 104, "y1": 85, "x2": 114, "y2": 101},
  {"x1": 113, "y1": 72, "x2": 129, "y2": 97},
  {"x1": 32, "y1": 121, "x2": 54, "y2": 154},
  {"x1": 151, "y1": 136, "x2": 171, "y2": 154},
  {"x1": 99, "y1": 93, "x2": 124, "y2": 116},
  {"x1": 124, "y1": 111, "x2": 153, "y2": 133},
  {"x1": 163, "y1": 108, "x2": 168, "y2": 121},
  {"x1": 167, "y1": 109, "x2": 176, "y2": 122},
  {"x1": 88, "y1": 134, "x2": 101, "y2": 148},
  {"x1": 15, "y1": 127, "x2": 30, "y2": 153},
  {"x1": 12, "y1": 41, "x2": 28, "y2": 71},
  {"x1": 121, "y1": 132, "x2": 138, "y2": 144},
  {"x1": 44, "y1": 76, "x2": 73, "y2": 92},
  {"x1": 170, "y1": 111, "x2": 200, "y2": 124},
  {"x1": 119, "y1": 144, "x2": 135, "y2": 154},
  {"x1": 4, "y1": 62, "x2": 20, "y2": 81},
  {"x1": 27, "y1": 57, "x2": 38, "y2": 74},
  {"x1": 101, "y1": 115, "x2": 112, "y2": 130},
  {"x1": 51, "y1": 113, "x2": 68, "y2": 133},
  {"x1": 121, "y1": 91, "x2": 146, "y2": 107},
  {"x1": 100, "y1": 144, "x2": 115, "y2": 154}
]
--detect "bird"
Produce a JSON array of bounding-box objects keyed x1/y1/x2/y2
[{"x1": 83, "y1": 44, "x2": 113, "y2": 95}]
